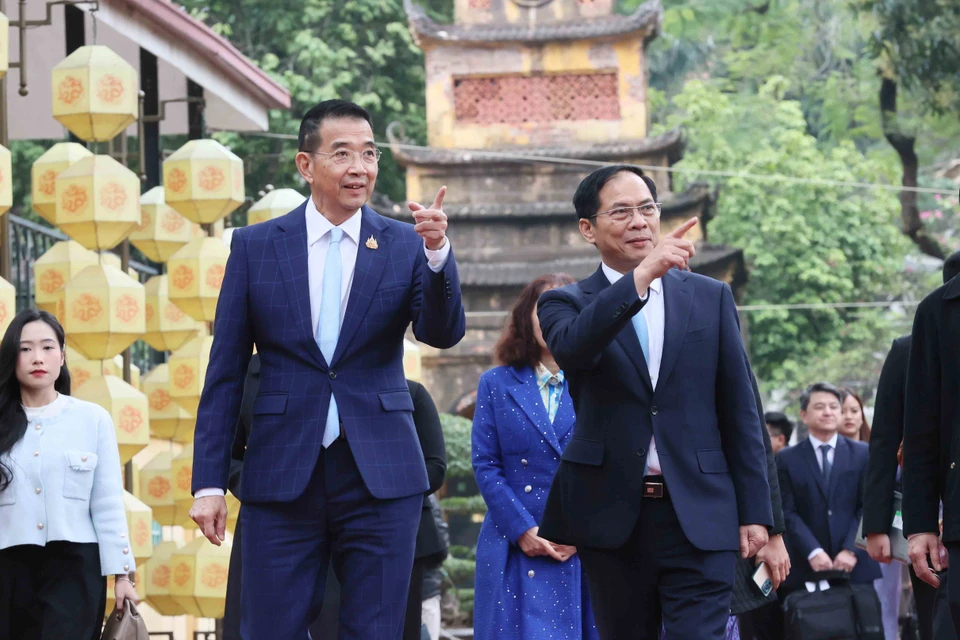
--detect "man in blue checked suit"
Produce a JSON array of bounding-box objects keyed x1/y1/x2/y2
[{"x1": 189, "y1": 100, "x2": 465, "y2": 640}]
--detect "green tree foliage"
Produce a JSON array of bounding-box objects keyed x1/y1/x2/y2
[
  {"x1": 659, "y1": 79, "x2": 910, "y2": 386},
  {"x1": 178, "y1": 0, "x2": 429, "y2": 202}
]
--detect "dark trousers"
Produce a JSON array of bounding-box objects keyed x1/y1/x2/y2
[
  {"x1": 910, "y1": 563, "x2": 943, "y2": 640},
  {"x1": 239, "y1": 438, "x2": 421, "y2": 640},
  {"x1": 0, "y1": 541, "x2": 107, "y2": 640},
  {"x1": 577, "y1": 493, "x2": 737, "y2": 640},
  {"x1": 737, "y1": 600, "x2": 783, "y2": 640}
]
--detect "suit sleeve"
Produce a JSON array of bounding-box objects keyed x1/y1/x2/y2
[
  {"x1": 715, "y1": 284, "x2": 773, "y2": 528},
  {"x1": 749, "y1": 368, "x2": 785, "y2": 535},
  {"x1": 192, "y1": 230, "x2": 255, "y2": 494},
  {"x1": 472, "y1": 375, "x2": 537, "y2": 544},
  {"x1": 863, "y1": 339, "x2": 908, "y2": 534},
  {"x1": 538, "y1": 274, "x2": 645, "y2": 373},
  {"x1": 410, "y1": 238, "x2": 466, "y2": 350},
  {"x1": 411, "y1": 381, "x2": 447, "y2": 495},
  {"x1": 778, "y1": 453, "x2": 823, "y2": 560},
  {"x1": 903, "y1": 296, "x2": 942, "y2": 536}
]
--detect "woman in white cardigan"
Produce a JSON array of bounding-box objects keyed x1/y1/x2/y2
[{"x1": 0, "y1": 309, "x2": 137, "y2": 639}]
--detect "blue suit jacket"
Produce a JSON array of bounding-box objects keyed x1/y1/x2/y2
[
  {"x1": 777, "y1": 436, "x2": 881, "y2": 590},
  {"x1": 537, "y1": 267, "x2": 772, "y2": 551},
  {"x1": 192, "y1": 203, "x2": 465, "y2": 502}
]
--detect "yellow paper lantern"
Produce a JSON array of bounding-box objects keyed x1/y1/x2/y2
[
  {"x1": 0, "y1": 276, "x2": 15, "y2": 338},
  {"x1": 31, "y1": 143, "x2": 94, "y2": 224},
  {"x1": 123, "y1": 490, "x2": 154, "y2": 563},
  {"x1": 97, "y1": 251, "x2": 140, "y2": 281},
  {"x1": 51, "y1": 45, "x2": 138, "y2": 142},
  {"x1": 143, "y1": 541, "x2": 188, "y2": 616},
  {"x1": 65, "y1": 346, "x2": 102, "y2": 391},
  {"x1": 143, "y1": 275, "x2": 201, "y2": 352},
  {"x1": 0, "y1": 144, "x2": 10, "y2": 215},
  {"x1": 141, "y1": 363, "x2": 195, "y2": 442},
  {"x1": 59, "y1": 264, "x2": 145, "y2": 360},
  {"x1": 169, "y1": 536, "x2": 232, "y2": 618},
  {"x1": 53, "y1": 155, "x2": 141, "y2": 250},
  {"x1": 403, "y1": 339, "x2": 422, "y2": 382},
  {"x1": 171, "y1": 444, "x2": 194, "y2": 525},
  {"x1": 102, "y1": 354, "x2": 141, "y2": 388},
  {"x1": 248, "y1": 188, "x2": 305, "y2": 226},
  {"x1": 140, "y1": 451, "x2": 190, "y2": 527},
  {"x1": 130, "y1": 186, "x2": 197, "y2": 263},
  {"x1": 167, "y1": 237, "x2": 229, "y2": 322},
  {"x1": 167, "y1": 334, "x2": 212, "y2": 417},
  {"x1": 34, "y1": 240, "x2": 99, "y2": 316},
  {"x1": 73, "y1": 375, "x2": 149, "y2": 463},
  {"x1": 163, "y1": 139, "x2": 244, "y2": 224},
  {"x1": 0, "y1": 12, "x2": 8, "y2": 81}
]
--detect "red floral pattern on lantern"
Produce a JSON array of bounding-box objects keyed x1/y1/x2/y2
[
  {"x1": 72, "y1": 294, "x2": 103, "y2": 323},
  {"x1": 205, "y1": 264, "x2": 225, "y2": 290},
  {"x1": 0, "y1": 301, "x2": 7, "y2": 326},
  {"x1": 197, "y1": 166, "x2": 225, "y2": 192},
  {"x1": 61, "y1": 185, "x2": 88, "y2": 215},
  {"x1": 147, "y1": 476, "x2": 171, "y2": 499},
  {"x1": 96, "y1": 74, "x2": 125, "y2": 105},
  {"x1": 454, "y1": 73, "x2": 620, "y2": 124},
  {"x1": 99, "y1": 182, "x2": 128, "y2": 211},
  {"x1": 172, "y1": 364, "x2": 194, "y2": 390},
  {"x1": 171, "y1": 265, "x2": 194, "y2": 290},
  {"x1": 72, "y1": 367, "x2": 91, "y2": 389},
  {"x1": 118, "y1": 405, "x2": 144, "y2": 434},
  {"x1": 134, "y1": 519, "x2": 150, "y2": 548},
  {"x1": 167, "y1": 168, "x2": 188, "y2": 194},
  {"x1": 149, "y1": 388, "x2": 171, "y2": 412},
  {"x1": 115, "y1": 294, "x2": 140, "y2": 323},
  {"x1": 38, "y1": 170, "x2": 58, "y2": 196},
  {"x1": 138, "y1": 210, "x2": 152, "y2": 232},
  {"x1": 151, "y1": 564, "x2": 171, "y2": 588},
  {"x1": 58, "y1": 77, "x2": 84, "y2": 106},
  {"x1": 174, "y1": 563, "x2": 191, "y2": 587},
  {"x1": 164, "y1": 302, "x2": 187, "y2": 323},
  {"x1": 39, "y1": 270, "x2": 65, "y2": 295},
  {"x1": 145, "y1": 303, "x2": 155, "y2": 323},
  {"x1": 162, "y1": 211, "x2": 186, "y2": 233},
  {"x1": 468, "y1": 0, "x2": 491, "y2": 8},
  {"x1": 176, "y1": 465, "x2": 192, "y2": 492},
  {"x1": 201, "y1": 564, "x2": 229, "y2": 589}
]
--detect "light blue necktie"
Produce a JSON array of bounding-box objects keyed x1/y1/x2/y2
[
  {"x1": 319, "y1": 227, "x2": 343, "y2": 448},
  {"x1": 632, "y1": 309, "x2": 650, "y2": 363}
]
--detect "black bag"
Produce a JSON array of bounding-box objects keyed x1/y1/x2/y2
[{"x1": 782, "y1": 570, "x2": 883, "y2": 640}]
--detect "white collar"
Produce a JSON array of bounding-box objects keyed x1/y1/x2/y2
[
  {"x1": 305, "y1": 196, "x2": 362, "y2": 248},
  {"x1": 808, "y1": 432, "x2": 839, "y2": 450},
  {"x1": 600, "y1": 262, "x2": 662, "y2": 294}
]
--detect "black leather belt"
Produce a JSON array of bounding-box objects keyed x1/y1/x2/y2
[{"x1": 642, "y1": 476, "x2": 668, "y2": 499}]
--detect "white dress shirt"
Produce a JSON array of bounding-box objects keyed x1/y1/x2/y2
[
  {"x1": 806, "y1": 432, "x2": 839, "y2": 560},
  {"x1": 195, "y1": 197, "x2": 452, "y2": 499},
  {"x1": 601, "y1": 263, "x2": 665, "y2": 475}
]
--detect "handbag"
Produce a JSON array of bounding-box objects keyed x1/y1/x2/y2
[
  {"x1": 782, "y1": 570, "x2": 883, "y2": 640},
  {"x1": 100, "y1": 599, "x2": 149, "y2": 640}
]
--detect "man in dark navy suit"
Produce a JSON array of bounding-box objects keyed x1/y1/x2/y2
[
  {"x1": 537, "y1": 165, "x2": 773, "y2": 640},
  {"x1": 777, "y1": 382, "x2": 880, "y2": 594},
  {"x1": 188, "y1": 100, "x2": 465, "y2": 640}
]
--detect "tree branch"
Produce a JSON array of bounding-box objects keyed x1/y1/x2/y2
[{"x1": 879, "y1": 77, "x2": 945, "y2": 259}]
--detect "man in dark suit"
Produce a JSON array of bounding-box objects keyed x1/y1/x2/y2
[
  {"x1": 777, "y1": 382, "x2": 880, "y2": 594},
  {"x1": 765, "y1": 412, "x2": 793, "y2": 455},
  {"x1": 904, "y1": 249, "x2": 960, "y2": 635},
  {"x1": 189, "y1": 99, "x2": 465, "y2": 639},
  {"x1": 537, "y1": 165, "x2": 772, "y2": 640}
]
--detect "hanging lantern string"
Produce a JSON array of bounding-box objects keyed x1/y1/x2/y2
[{"x1": 91, "y1": 3, "x2": 98, "y2": 44}]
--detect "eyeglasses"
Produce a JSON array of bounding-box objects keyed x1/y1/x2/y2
[
  {"x1": 592, "y1": 203, "x2": 662, "y2": 222},
  {"x1": 312, "y1": 148, "x2": 382, "y2": 165}
]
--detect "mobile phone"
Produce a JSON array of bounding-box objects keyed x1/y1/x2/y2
[{"x1": 752, "y1": 562, "x2": 773, "y2": 597}]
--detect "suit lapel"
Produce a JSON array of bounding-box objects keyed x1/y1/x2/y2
[
  {"x1": 505, "y1": 367, "x2": 563, "y2": 456},
  {"x1": 799, "y1": 438, "x2": 829, "y2": 499},
  {"x1": 273, "y1": 203, "x2": 325, "y2": 368},
  {"x1": 657, "y1": 269, "x2": 694, "y2": 388},
  {"x1": 333, "y1": 206, "x2": 391, "y2": 364}
]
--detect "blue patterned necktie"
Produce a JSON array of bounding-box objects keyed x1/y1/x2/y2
[
  {"x1": 632, "y1": 309, "x2": 650, "y2": 363},
  {"x1": 319, "y1": 227, "x2": 343, "y2": 448}
]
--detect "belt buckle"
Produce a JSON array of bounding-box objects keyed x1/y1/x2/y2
[{"x1": 644, "y1": 482, "x2": 664, "y2": 498}]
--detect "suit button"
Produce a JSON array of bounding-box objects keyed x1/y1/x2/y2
[
  {"x1": 37, "y1": 523, "x2": 43, "y2": 530},
  {"x1": 521, "y1": 459, "x2": 528, "y2": 466},
  {"x1": 524, "y1": 485, "x2": 532, "y2": 493},
  {"x1": 35, "y1": 487, "x2": 41, "y2": 494},
  {"x1": 952, "y1": 463, "x2": 956, "y2": 470},
  {"x1": 528, "y1": 570, "x2": 535, "y2": 578},
  {"x1": 637, "y1": 449, "x2": 646, "y2": 457},
  {"x1": 828, "y1": 510, "x2": 833, "y2": 516},
  {"x1": 651, "y1": 406, "x2": 659, "y2": 416},
  {"x1": 329, "y1": 370, "x2": 337, "y2": 380}
]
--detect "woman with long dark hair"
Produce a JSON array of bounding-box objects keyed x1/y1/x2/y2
[
  {"x1": 472, "y1": 274, "x2": 599, "y2": 640},
  {"x1": 0, "y1": 309, "x2": 137, "y2": 639},
  {"x1": 839, "y1": 387, "x2": 871, "y2": 443}
]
